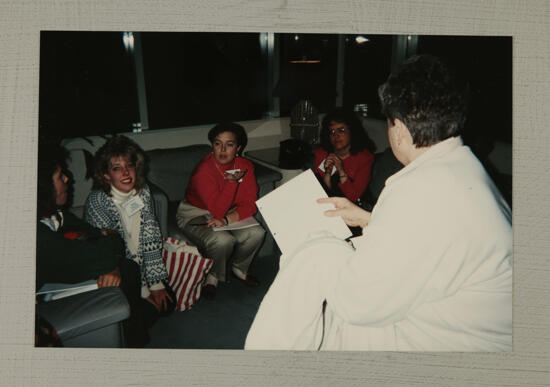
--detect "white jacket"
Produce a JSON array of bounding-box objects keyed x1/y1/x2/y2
[{"x1": 246, "y1": 137, "x2": 512, "y2": 351}]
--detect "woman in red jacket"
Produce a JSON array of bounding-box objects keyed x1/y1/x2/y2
[
  {"x1": 314, "y1": 107, "x2": 376, "y2": 203},
  {"x1": 176, "y1": 123, "x2": 265, "y2": 300}
]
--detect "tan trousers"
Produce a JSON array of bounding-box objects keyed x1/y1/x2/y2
[{"x1": 181, "y1": 215, "x2": 265, "y2": 282}]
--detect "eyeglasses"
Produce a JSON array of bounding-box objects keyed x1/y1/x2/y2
[{"x1": 329, "y1": 127, "x2": 348, "y2": 136}]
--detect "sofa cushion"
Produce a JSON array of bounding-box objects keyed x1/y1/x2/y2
[
  {"x1": 37, "y1": 287, "x2": 130, "y2": 344},
  {"x1": 146, "y1": 145, "x2": 211, "y2": 202},
  {"x1": 252, "y1": 162, "x2": 283, "y2": 197}
]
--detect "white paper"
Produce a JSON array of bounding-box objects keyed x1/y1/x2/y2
[
  {"x1": 318, "y1": 158, "x2": 337, "y2": 175},
  {"x1": 37, "y1": 279, "x2": 98, "y2": 302},
  {"x1": 256, "y1": 169, "x2": 351, "y2": 255},
  {"x1": 213, "y1": 216, "x2": 260, "y2": 231}
]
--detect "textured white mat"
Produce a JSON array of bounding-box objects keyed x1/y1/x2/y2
[{"x1": 1, "y1": 0, "x2": 548, "y2": 385}]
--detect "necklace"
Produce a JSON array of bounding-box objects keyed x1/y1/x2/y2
[{"x1": 213, "y1": 157, "x2": 236, "y2": 178}]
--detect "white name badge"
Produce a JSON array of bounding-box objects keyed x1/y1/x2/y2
[{"x1": 122, "y1": 195, "x2": 145, "y2": 217}]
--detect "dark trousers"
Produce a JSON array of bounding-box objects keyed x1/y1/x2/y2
[{"x1": 118, "y1": 259, "x2": 176, "y2": 348}]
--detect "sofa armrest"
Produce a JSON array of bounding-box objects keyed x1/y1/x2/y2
[
  {"x1": 37, "y1": 287, "x2": 130, "y2": 345},
  {"x1": 252, "y1": 162, "x2": 282, "y2": 198},
  {"x1": 149, "y1": 182, "x2": 169, "y2": 237}
]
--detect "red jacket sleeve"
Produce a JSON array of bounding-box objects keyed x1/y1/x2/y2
[
  {"x1": 186, "y1": 162, "x2": 238, "y2": 219},
  {"x1": 337, "y1": 151, "x2": 375, "y2": 202},
  {"x1": 232, "y1": 159, "x2": 259, "y2": 220}
]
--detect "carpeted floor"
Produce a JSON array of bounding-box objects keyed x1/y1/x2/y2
[{"x1": 146, "y1": 252, "x2": 280, "y2": 349}]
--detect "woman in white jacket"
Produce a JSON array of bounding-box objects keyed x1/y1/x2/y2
[{"x1": 245, "y1": 55, "x2": 512, "y2": 351}]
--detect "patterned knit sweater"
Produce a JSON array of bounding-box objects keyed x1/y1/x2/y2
[{"x1": 84, "y1": 184, "x2": 168, "y2": 287}]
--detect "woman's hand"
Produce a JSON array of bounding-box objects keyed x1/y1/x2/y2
[
  {"x1": 206, "y1": 217, "x2": 226, "y2": 228},
  {"x1": 225, "y1": 210, "x2": 239, "y2": 224},
  {"x1": 97, "y1": 267, "x2": 121, "y2": 288},
  {"x1": 324, "y1": 157, "x2": 335, "y2": 175},
  {"x1": 224, "y1": 168, "x2": 247, "y2": 182},
  {"x1": 100, "y1": 228, "x2": 118, "y2": 236},
  {"x1": 317, "y1": 197, "x2": 371, "y2": 228},
  {"x1": 148, "y1": 289, "x2": 174, "y2": 312},
  {"x1": 326, "y1": 154, "x2": 343, "y2": 174}
]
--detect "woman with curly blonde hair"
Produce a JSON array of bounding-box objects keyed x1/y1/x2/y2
[{"x1": 85, "y1": 136, "x2": 174, "y2": 317}]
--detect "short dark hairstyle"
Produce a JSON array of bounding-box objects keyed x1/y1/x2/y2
[
  {"x1": 319, "y1": 107, "x2": 376, "y2": 154},
  {"x1": 37, "y1": 143, "x2": 69, "y2": 219},
  {"x1": 378, "y1": 55, "x2": 468, "y2": 147},
  {"x1": 92, "y1": 136, "x2": 148, "y2": 195},
  {"x1": 207, "y1": 122, "x2": 248, "y2": 156}
]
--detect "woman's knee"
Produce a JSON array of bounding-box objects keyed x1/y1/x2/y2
[
  {"x1": 203, "y1": 230, "x2": 236, "y2": 251},
  {"x1": 249, "y1": 225, "x2": 266, "y2": 242}
]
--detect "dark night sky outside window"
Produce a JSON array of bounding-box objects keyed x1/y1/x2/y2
[
  {"x1": 141, "y1": 32, "x2": 268, "y2": 129},
  {"x1": 343, "y1": 35, "x2": 393, "y2": 119},
  {"x1": 39, "y1": 31, "x2": 139, "y2": 141},
  {"x1": 38, "y1": 31, "x2": 511, "y2": 150},
  {"x1": 416, "y1": 35, "x2": 512, "y2": 144}
]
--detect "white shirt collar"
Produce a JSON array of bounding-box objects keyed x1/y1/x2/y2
[
  {"x1": 110, "y1": 185, "x2": 136, "y2": 204},
  {"x1": 40, "y1": 210, "x2": 64, "y2": 232}
]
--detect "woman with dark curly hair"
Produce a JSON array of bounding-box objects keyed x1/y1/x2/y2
[
  {"x1": 176, "y1": 122, "x2": 265, "y2": 300},
  {"x1": 84, "y1": 136, "x2": 174, "y2": 316},
  {"x1": 313, "y1": 107, "x2": 376, "y2": 204},
  {"x1": 36, "y1": 143, "x2": 123, "y2": 289}
]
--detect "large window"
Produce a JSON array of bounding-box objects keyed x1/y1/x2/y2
[
  {"x1": 39, "y1": 31, "x2": 140, "y2": 141},
  {"x1": 276, "y1": 33, "x2": 339, "y2": 116},
  {"x1": 342, "y1": 34, "x2": 393, "y2": 119},
  {"x1": 141, "y1": 32, "x2": 268, "y2": 129},
  {"x1": 39, "y1": 31, "x2": 511, "y2": 148}
]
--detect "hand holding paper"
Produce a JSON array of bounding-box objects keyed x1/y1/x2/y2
[{"x1": 317, "y1": 197, "x2": 371, "y2": 228}]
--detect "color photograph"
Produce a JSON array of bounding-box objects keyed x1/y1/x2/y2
[
  {"x1": 1, "y1": 1, "x2": 549, "y2": 386},
  {"x1": 36, "y1": 31, "x2": 512, "y2": 351}
]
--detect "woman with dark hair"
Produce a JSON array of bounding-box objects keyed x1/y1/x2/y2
[
  {"x1": 84, "y1": 136, "x2": 174, "y2": 315},
  {"x1": 36, "y1": 143, "x2": 122, "y2": 290},
  {"x1": 313, "y1": 107, "x2": 376, "y2": 204},
  {"x1": 176, "y1": 122, "x2": 265, "y2": 300}
]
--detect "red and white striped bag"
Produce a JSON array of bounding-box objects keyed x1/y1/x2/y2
[{"x1": 162, "y1": 237, "x2": 213, "y2": 311}]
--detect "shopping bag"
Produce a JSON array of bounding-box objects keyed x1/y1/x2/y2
[{"x1": 162, "y1": 237, "x2": 213, "y2": 311}]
